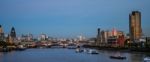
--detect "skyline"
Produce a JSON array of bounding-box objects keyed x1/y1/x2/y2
[{"x1": 0, "y1": 0, "x2": 150, "y2": 38}]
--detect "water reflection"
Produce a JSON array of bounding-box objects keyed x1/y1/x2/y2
[{"x1": 0, "y1": 48, "x2": 148, "y2": 62}]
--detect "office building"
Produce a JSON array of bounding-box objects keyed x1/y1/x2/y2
[
  {"x1": 10, "y1": 27, "x2": 16, "y2": 38},
  {"x1": 96, "y1": 28, "x2": 101, "y2": 46},
  {"x1": 129, "y1": 11, "x2": 142, "y2": 42}
]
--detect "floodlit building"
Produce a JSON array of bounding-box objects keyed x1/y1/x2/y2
[{"x1": 129, "y1": 11, "x2": 142, "y2": 42}]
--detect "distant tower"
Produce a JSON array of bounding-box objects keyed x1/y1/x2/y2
[
  {"x1": 129, "y1": 11, "x2": 142, "y2": 42},
  {"x1": 0, "y1": 25, "x2": 4, "y2": 41},
  {"x1": 10, "y1": 27, "x2": 16, "y2": 42},
  {"x1": 96, "y1": 28, "x2": 101, "y2": 46},
  {"x1": 10, "y1": 27, "x2": 16, "y2": 38}
]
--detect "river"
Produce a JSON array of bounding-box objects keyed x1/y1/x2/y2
[{"x1": 0, "y1": 48, "x2": 149, "y2": 62}]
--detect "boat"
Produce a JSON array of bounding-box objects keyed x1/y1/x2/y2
[
  {"x1": 16, "y1": 45, "x2": 26, "y2": 51},
  {"x1": 110, "y1": 52, "x2": 126, "y2": 60},
  {"x1": 144, "y1": 57, "x2": 150, "y2": 62},
  {"x1": 110, "y1": 56, "x2": 126, "y2": 59},
  {"x1": 87, "y1": 49, "x2": 99, "y2": 54},
  {"x1": 83, "y1": 49, "x2": 87, "y2": 53},
  {"x1": 75, "y1": 48, "x2": 83, "y2": 53}
]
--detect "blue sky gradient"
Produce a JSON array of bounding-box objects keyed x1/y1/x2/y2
[{"x1": 0, "y1": 0, "x2": 150, "y2": 38}]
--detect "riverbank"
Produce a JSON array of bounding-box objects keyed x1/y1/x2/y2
[
  {"x1": 83, "y1": 45, "x2": 150, "y2": 52},
  {"x1": 0, "y1": 46, "x2": 22, "y2": 52},
  {"x1": 1, "y1": 45, "x2": 150, "y2": 53}
]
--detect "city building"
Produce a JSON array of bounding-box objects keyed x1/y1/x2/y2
[
  {"x1": 0, "y1": 25, "x2": 4, "y2": 41},
  {"x1": 40, "y1": 34, "x2": 47, "y2": 41},
  {"x1": 107, "y1": 29, "x2": 125, "y2": 47},
  {"x1": 21, "y1": 34, "x2": 33, "y2": 42},
  {"x1": 117, "y1": 35, "x2": 125, "y2": 47},
  {"x1": 8, "y1": 34, "x2": 13, "y2": 44},
  {"x1": 146, "y1": 37, "x2": 150, "y2": 48},
  {"x1": 78, "y1": 35, "x2": 85, "y2": 41},
  {"x1": 5, "y1": 34, "x2": 13, "y2": 44},
  {"x1": 129, "y1": 11, "x2": 142, "y2": 42},
  {"x1": 107, "y1": 36, "x2": 117, "y2": 47},
  {"x1": 10, "y1": 27, "x2": 16, "y2": 39},
  {"x1": 117, "y1": 31, "x2": 124, "y2": 37},
  {"x1": 3, "y1": 27, "x2": 16, "y2": 44},
  {"x1": 96, "y1": 28, "x2": 101, "y2": 46},
  {"x1": 112, "y1": 28, "x2": 117, "y2": 36},
  {"x1": 0, "y1": 25, "x2": 3, "y2": 34},
  {"x1": 27, "y1": 33, "x2": 33, "y2": 41},
  {"x1": 21, "y1": 34, "x2": 28, "y2": 42},
  {"x1": 100, "y1": 30, "x2": 109, "y2": 46}
]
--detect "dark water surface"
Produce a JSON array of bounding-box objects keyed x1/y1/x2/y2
[{"x1": 0, "y1": 48, "x2": 148, "y2": 62}]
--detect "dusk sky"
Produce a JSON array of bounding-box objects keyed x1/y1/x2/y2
[{"x1": 0, "y1": 0, "x2": 150, "y2": 38}]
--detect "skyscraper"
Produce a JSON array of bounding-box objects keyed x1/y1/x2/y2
[
  {"x1": 10, "y1": 27, "x2": 16, "y2": 39},
  {"x1": 129, "y1": 11, "x2": 142, "y2": 42},
  {"x1": 100, "y1": 30, "x2": 108, "y2": 44},
  {"x1": 96, "y1": 28, "x2": 101, "y2": 46}
]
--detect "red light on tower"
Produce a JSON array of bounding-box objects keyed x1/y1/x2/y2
[{"x1": 112, "y1": 28, "x2": 117, "y2": 36}]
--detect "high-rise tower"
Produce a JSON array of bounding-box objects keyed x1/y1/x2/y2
[
  {"x1": 96, "y1": 28, "x2": 101, "y2": 46},
  {"x1": 10, "y1": 27, "x2": 16, "y2": 39},
  {"x1": 129, "y1": 11, "x2": 142, "y2": 42}
]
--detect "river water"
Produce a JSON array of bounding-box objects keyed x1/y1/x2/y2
[{"x1": 0, "y1": 48, "x2": 149, "y2": 62}]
